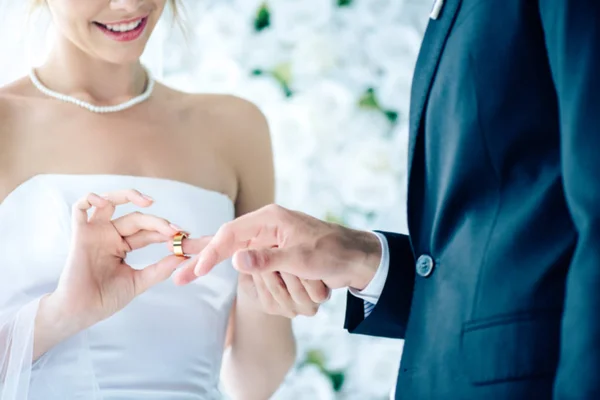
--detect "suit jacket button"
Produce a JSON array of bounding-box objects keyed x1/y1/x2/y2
[{"x1": 416, "y1": 255, "x2": 435, "y2": 277}]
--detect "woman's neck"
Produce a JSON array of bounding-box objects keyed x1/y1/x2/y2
[{"x1": 36, "y1": 39, "x2": 147, "y2": 106}]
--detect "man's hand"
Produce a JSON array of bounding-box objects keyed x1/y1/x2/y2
[
  {"x1": 237, "y1": 272, "x2": 330, "y2": 318},
  {"x1": 171, "y1": 204, "x2": 382, "y2": 291}
]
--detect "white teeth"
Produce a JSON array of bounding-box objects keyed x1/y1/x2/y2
[{"x1": 104, "y1": 19, "x2": 142, "y2": 32}]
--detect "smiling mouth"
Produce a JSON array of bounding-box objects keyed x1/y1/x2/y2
[
  {"x1": 95, "y1": 17, "x2": 144, "y2": 32},
  {"x1": 93, "y1": 17, "x2": 149, "y2": 42}
]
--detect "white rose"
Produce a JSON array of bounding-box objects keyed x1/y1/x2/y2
[
  {"x1": 192, "y1": 6, "x2": 250, "y2": 59},
  {"x1": 162, "y1": 71, "x2": 198, "y2": 93},
  {"x1": 377, "y1": 67, "x2": 415, "y2": 115},
  {"x1": 291, "y1": 32, "x2": 339, "y2": 84},
  {"x1": 342, "y1": 339, "x2": 403, "y2": 398},
  {"x1": 337, "y1": 110, "x2": 393, "y2": 145},
  {"x1": 330, "y1": 136, "x2": 403, "y2": 210},
  {"x1": 337, "y1": 0, "x2": 408, "y2": 30},
  {"x1": 265, "y1": 101, "x2": 318, "y2": 163},
  {"x1": 292, "y1": 80, "x2": 356, "y2": 146},
  {"x1": 233, "y1": 75, "x2": 286, "y2": 110},
  {"x1": 271, "y1": 365, "x2": 336, "y2": 400},
  {"x1": 275, "y1": 172, "x2": 312, "y2": 210},
  {"x1": 270, "y1": 0, "x2": 334, "y2": 44},
  {"x1": 241, "y1": 32, "x2": 290, "y2": 71},
  {"x1": 365, "y1": 24, "x2": 422, "y2": 74},
  {"x1": 192, "y1": 57, "x2": 243, "y2": 93}
]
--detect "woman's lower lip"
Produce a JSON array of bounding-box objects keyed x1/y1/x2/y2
[{"x1": 95, "y1": 17, "x2": 148, "y2": 42}]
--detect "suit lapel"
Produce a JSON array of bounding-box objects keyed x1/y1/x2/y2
[{"x1": 407, "y1": 0, "x2": 462, "y2": 179}]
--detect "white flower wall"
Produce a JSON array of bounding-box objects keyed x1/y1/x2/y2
[
  {"x1": 155, "y1": 1, "x2": 430, "y2": 398},
  {"x1": 0, "y1": 0, "x2": 432, "y2": 398}
]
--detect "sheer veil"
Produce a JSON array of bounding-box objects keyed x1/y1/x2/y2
[{"x1": 0, "y1": 2, "x2": 174, "y2": 399}]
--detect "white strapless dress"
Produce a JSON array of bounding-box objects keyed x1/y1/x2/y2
[{"x1": 0, "y1": 174, "x2": 238, "y2": 400}]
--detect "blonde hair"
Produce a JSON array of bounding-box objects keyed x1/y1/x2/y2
[{"x1": 30, "y1": 0, "x2": 182, "y2": 22}]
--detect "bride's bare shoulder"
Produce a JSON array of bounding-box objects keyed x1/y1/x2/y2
[
  {"x1": 163, "y1": 84, "x2": 265, "y2": 121},
  {"x1": 0, "y1": 76, "x2": 36, "y2": 99},
  {"x1": 0, "y1": 78, "x2": 25, "y2": 131},
  {"x1": 0, "y1": 76, "x2": 38, "y2": 122},
  {"x1": 161, "y1": 83, "x2": 269, "y2": 140}
]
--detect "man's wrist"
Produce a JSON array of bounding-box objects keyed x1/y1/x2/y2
[{"x1": 345, "y1": 229, "x2": 382, "y2": 291}]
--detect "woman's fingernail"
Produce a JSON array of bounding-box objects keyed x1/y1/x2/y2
[
  {"x1": 142, "y1": 194, "x2": 154, "y2": 202},
  {"x1": 170, "y1": 224, "x2": 187, "y2": 233}
]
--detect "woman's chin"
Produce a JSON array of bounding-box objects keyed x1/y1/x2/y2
[{"x1": 97, "y1": 49, "x2": 147, "y2": 65}]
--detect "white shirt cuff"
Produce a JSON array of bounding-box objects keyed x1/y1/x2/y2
[{"x1": 348, "y1": 231, "x2": 390, "y2": 305}]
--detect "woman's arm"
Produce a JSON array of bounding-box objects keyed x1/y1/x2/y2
[
  {"x1": 219, "y1": 97, "x2": 295, "y2": 400},
  {"x1": 0, "y1": 97, "x2": 84, "y2": 377},
  {"x1": 0, "y1": 295, "x2": 83, "y2": 382}
]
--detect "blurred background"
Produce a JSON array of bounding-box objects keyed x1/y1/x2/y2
[{"x1": 0, "y1": 0, "x2": 431, "y2": 398}]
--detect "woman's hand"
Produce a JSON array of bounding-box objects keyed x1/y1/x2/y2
[
  {"x1": 237, "y1": 272, "x2": 331, "y2": 319},
  {"x1": 45, "y1": 190, "x2": 185, "y2": 331}
]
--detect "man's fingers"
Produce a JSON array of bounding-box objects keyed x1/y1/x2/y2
[
  {"x1": 262, "y1": 272, "x2": 296, "y2": 314},
  {"x1": 231, "y1": 246, "x2": 309, "y2": 276},
  {"x1": 172, "y1": 256, "x2": 201, "y2": 286},
  {"x1": 301, "y1": 279, "x2": 331, "y2": 304},
  {"x1": 125, "y1": 231, "x2": 171, "y2": 250},
  {"x1": 166, "y1": 236, "x2": 212, "y2": 256},
  {"x1": 193, "y1": 205, "x2": 289, "y2": 276},
  {"x1": 113, "y1": 212, "x2": 180, "y2": 237},
  {"x1": 132, "y1": 255, "x2": 185, "y2": 295},
  {"x1": 193, "y1": 231, "x2": 236, "y2": 277},
  {"x1": 72, "y1": 193, "x2": 109, "y2": 225},
  {"x1": 253, "y1": 274, "x2": 291, "y2": 318}
]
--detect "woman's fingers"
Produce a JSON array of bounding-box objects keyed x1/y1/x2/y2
[
  {"x1": 90, "y1": 189, "x2": 153, "y2": 222},
  {"x1": 280, "y1": 272, "x2": 319, "y2": 316},
  {"x1": 166, "y1": 236, "x2": 212, "y2": 255},
  {"x1": 113, "y1": 212, "x2": 180, "y2": 237},
  {"x1": 125, "y1": 230, "x2": 172, "y2": 250},
  {"x1": 172, "y1": 255, "x2": 202, "y2": 286},
  {"x1": 72, "y1": 192, "x2": 110, "y2": 225},
  {"x1": 99, "y1": 189, "x2": 154, "y2": 208},
  {"x1": 132, "y1": 255, "x2": 186, "y2": 296}
]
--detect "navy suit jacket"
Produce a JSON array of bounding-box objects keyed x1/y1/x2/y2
[{"x1": 345, "y1": 0, "x2": 600, "y2": 398}]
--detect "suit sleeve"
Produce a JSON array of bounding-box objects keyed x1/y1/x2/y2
[
  {"x1": 537, "y1": 1, "x2": 600, "y2": 397},
  {"x1": 344, "y1": 231, "x2": 415, "y2": 339}
]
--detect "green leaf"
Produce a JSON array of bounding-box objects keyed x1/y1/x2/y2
[
  {"x1": 283, "y1": 84, "x2": 294, "y2": 98},
  {"x1": 358, "y1": 87, "x2": 380, "y2": 110},
  {"x1": 251, "y1": 69, "x2": 264, "y2": 76},
  {"x1": 254, "y1": 2, "x2": 271, "y2": 32},
  {"x1": 337, "y1": 0, "x2": 353, "y2": 6},
  {"x1": 272, "y1": 62, "x2": 293, "y2": 87},
  {"x1": 384, "y1": 110, "x2": 399, "y2": 124},
  {"x1": 305, "y1": 349, "x2": 326, "y2": 369},
  {"x1": 328, "y1": 371, "x2": 346, "y2": 391}
]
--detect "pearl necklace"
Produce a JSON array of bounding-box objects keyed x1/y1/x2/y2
[{"x1": 29, "y1": 67, "x2": 155, "y2": 113}]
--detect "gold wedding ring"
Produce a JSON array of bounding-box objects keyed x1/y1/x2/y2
[{"x1": 173, "y1": 232, "x2": 188, "y2": 257}]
